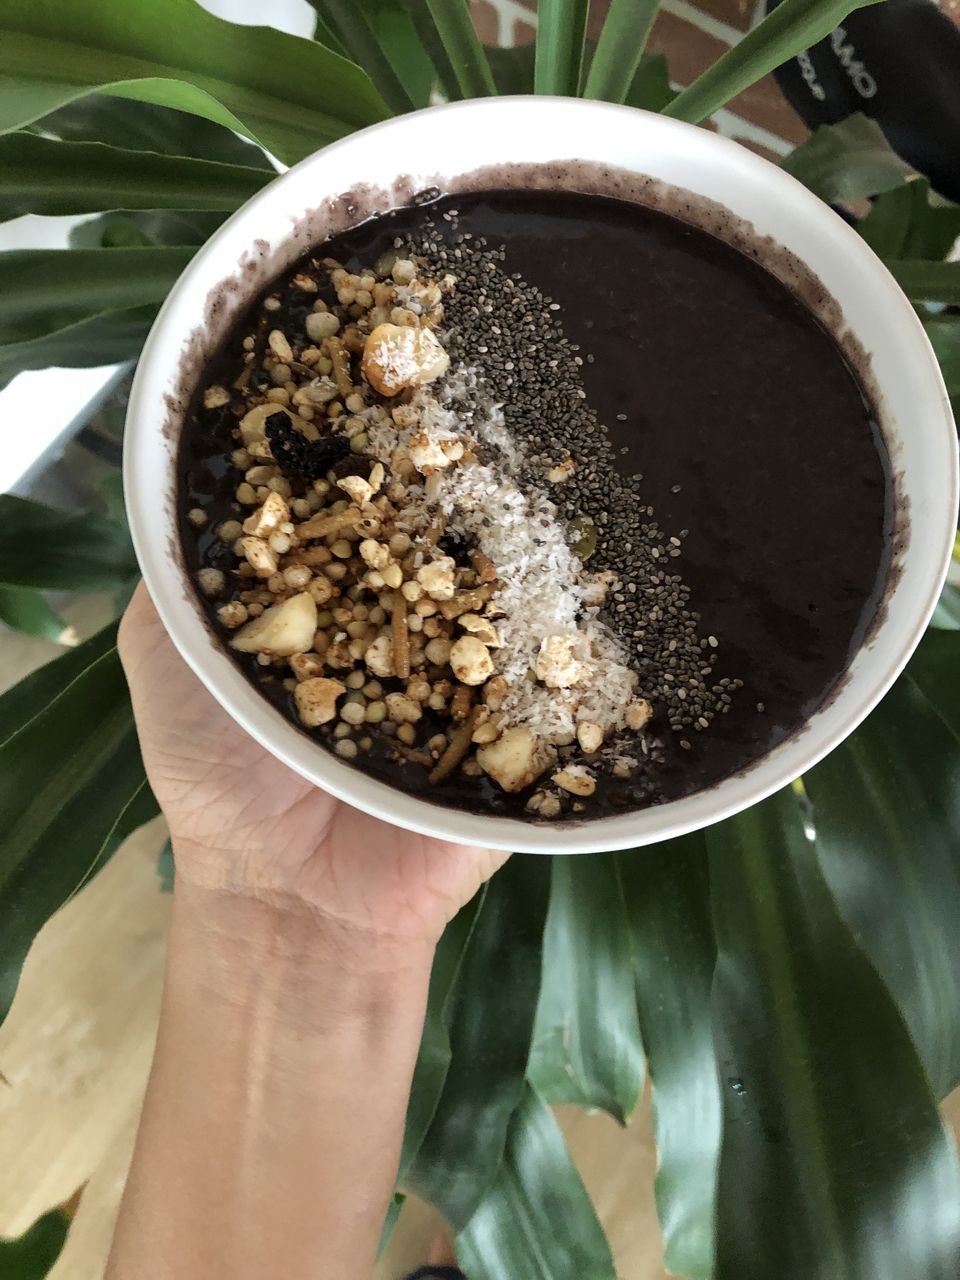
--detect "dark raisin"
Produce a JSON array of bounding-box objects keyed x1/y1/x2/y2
[
  {"x1": 265, "y1": 412, "x2": 350, "y2": 480},
  {"x1": 329, "y1": 454, "x2": 375, "y2": 481}
]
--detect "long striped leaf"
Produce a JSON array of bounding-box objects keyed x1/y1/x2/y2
[
  {"x1": 311, "y1": 2, "x2": 418, "y2": 114},
  {"x1": 0, "y1": 624, "x2": 159, "y2": 1024},
  {"x1": 534, "y1": 0, "x2": 590, "y2": 97},
  {"x1": 0, "y1": 247, "x2": 191, "y2": 386},
  {"x1": 406, "y1": 856, "x2": 549, "y2": 1229},
  {"x1": 398, "y1": 887, "x2": 487, "y2": 1177},
  {"x1": 416, "y1": 0, "x2": 496, "y2": 99},
  {"x1": 30, "y1": 94, "x2": 274, "y2": 168},
  {"x1": 665, "y1": 0, "x2": 883, "y2": 124},
  {"x1": 708, "y1": 789, "x2": 960, "y2": 1280},
  {"x1": 885, "y1": 260, "x2": 960, "y2": 306},
  {"x1": 0, "y1": 133, "x2": 269, "y2": 221},
  {"x1": 806, "y1": 630, "x2": 960, "y2": 1096},
  {"x1": 583, "y1": 0, "x2": 662, "y2": 103},
  {"x1": 527, "y1": 853, "x2": 644, "y2": 1124},
  {"x1": 619, "y1": 834, "x2": 719, "y2": 1280},
  {"x1": 0, "y1": 0, "x2": 387, "y2": 164},
  {"x1": 456, "y1": 1087, "x2": 617, "y2": 1280}
]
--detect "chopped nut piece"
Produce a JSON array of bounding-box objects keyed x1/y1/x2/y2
[
  {"x1": 450, "y1": 635, "x2": 495, "y2": 686},
  {"x1": 407, "y1": 431, "x2": 461, "y2": 473},
  {"x1": 576, "y1": 721, "x2": 604, "y2": 754},
  {"x1": 553, "y1": 766, "x2": 596, "y2": 797},
  {"x1": 362, "y1": 323, "x2": 450, "y2": 396},
  {"x1": 294, "y1": 676, "x2": 345, "y2": 727},
  {"x1": 385, "y1": 692, "x2": 422, "y2": 724},
  {"x1": 338, "y1": 474, "x2": 376, "y2": 506},
  {"x1": 230, "y1": 592, "x2": 317, "y2": 656},
  {"x1": 290, "y1": 652, "x2": 326, "y2": 681},
  {"x1": 268, "y1": 329, "x2": 293, "y2": 363},
  {"x1": 458, "y1": 613, "x2": 502, "y2": 647},
  {"x1": 203, "y1": 384, "x2": 231, "y2": 410},
  {"x1": 417, "y1": 556, "x2": 456, "y2": 601},
  {"x1": 546, "y1": 456, "x2": 575, "y2": 483},
  {"x1": 242, "y1": 489, "x2": 290, "y2": 539},
  {"x1": 535, "y1": 633, "x2": 586, "y2": 689},
  {"x1": 626, "y1": 699, "x2": 653, "y2": 731},
  {"x1": 483, "y1": 675, "x2": 508, "y2": 711},
  {"x1": 359, "y1": 539, "x2": 390, "y2": 571},
  {"x1": 241, "y1": 536, "x2": 278, "y2": 578},
  {"x1": 472, "y1": 720, "x2": 501, "y2": 745},
  {"x1": 476, "y1": 727, "x2": 553, "y2": 793},
  {"x1": 217, "y1": 600, "x2": 248, "y2": 629}
]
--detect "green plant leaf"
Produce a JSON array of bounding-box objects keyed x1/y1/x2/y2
[
  {"x1": 69, "y1": 210, "x2": 225, "y2": 250},
  {"x1": 399, "y1": 887, "x2": 487, "y2": 1177},
  {"x1": 0, "y1": 616, "x2": 116, "y2": 739},
  {"x1": 924, "y1": 316, "x2": 960, "y2": 398},
  {"x1": 412, "y1": 0, "x2": 495, "y2": 99},
  {"x1": 583, "y1": 0, "x2": 662, "y2": 103},
  {"x1": 310, "y1": 2, "x2": 418, "y2": 114},
  {"x1": 0, "y1": 0, "x2": 387, "y2": 165},
  {"x1": 406, "y1": 856, "x2": 550, "y2": 1229},
  {"x1": 534, "y1": 0, "x2": 589, "y2": 96},
  {"x1": 156, "y1": 838, "x2": 175, "y2": 894},
  {"x1": 708, "y1": 788, "x2": 960, "y2": 1280},
  {"x1": 932, "y1": 582, "x2": 960, "y2": 629},
  {"x1": 484, "y1": 45, "x2": 536, "y2": 96},
  {"x1": 456, "y1": 1086, "x2": 617, "y2": 1280},
  {"x1": 0, "y1": 132, "x2": 269, "y2": 221},
  {"x1": 855, "y1": 180, "x2": 960, "y2": 262},
  {"x1": 618, "y1": 835, "x2": 719, "y2": 1280},
  {"x1": 0, "y1": 246, "x2": 191, "y2": 387},
  {"x1": 367, "y1": 2, "x2": 436, "y2": 108},
  {"x1": 397, "y1": 1, "x2": 460, "y2": 100},
  {"x1": 0, "y1": 623, "x2": 159, "y2": 1024},
  {"x1": 0, "y1": 496, "x2": 137, "y2": 593},
  {"x1": 0, "y1": 1206, "x2": 70, "y2": 1279},
  {"x1": 806, "y1": 631, "x2": 960, "y2": 1096},
  {"x1": 781, "y1": 113, "x2": 916, "y2": 203},
  {"x1": 665, "y1": 0, "x2": 883, "y2": 125},
  {"x1": 625, "y1": 52, "x2": 677, "y2": 112},
  {"x1": 377, "y1": 1192, "x2": 405, "y2": 1260},
  {"x1": 0, "y1": 304, "x2": 157, "y2": 388},
  {"x1": 885, "y1": 260, "x2": 960, "y2": 305},
  {"x1": 0, "y1": 247, "x2": 192, "y2": 346},
  {"x1": 0, "y1": 585, "x2": 66, "y2": 641},
  {"x1": 31, "y1": 94, "x2": 274, "y2": 169},
  {"x1": 527, "y1": 854, "x2": 644, "y2": 1124}
]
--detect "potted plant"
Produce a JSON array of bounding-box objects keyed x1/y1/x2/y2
[{"x1": 1, "y1": 1, "x2": 958, "y2": 1276}]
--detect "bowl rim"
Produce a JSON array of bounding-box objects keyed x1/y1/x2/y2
[{"x1": 124, "y1": 95, "x2": 959, "y2": 854}]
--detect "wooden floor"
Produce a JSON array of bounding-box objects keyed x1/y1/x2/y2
[{"x1": 1, "y1": 623, "x2": 956, "y2": 1279}]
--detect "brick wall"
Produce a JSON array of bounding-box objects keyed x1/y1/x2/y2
[{"x1": 473, "y1": 0, "x2": 960, "y2": 163}]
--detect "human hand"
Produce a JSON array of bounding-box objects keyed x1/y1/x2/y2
[{"x1": 119, "y1": 583, "x2": 507, "y2": 947}]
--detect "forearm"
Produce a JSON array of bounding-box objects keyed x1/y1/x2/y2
[{"x1": 107, "y1": 871, "x2": 433, "y2": 1280}]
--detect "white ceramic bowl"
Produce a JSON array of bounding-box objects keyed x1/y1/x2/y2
[{"x1": 125, "y1": 97, "x2": 958, "y2": 854}]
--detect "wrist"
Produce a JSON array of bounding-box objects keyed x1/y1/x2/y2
[{"x1": 169, "y1": 874, "x2": 435, "y2": 1030}]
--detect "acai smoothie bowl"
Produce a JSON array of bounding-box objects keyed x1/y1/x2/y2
[{"x1": 124, "y1": 98, "x2": 958, "y2": 855}]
